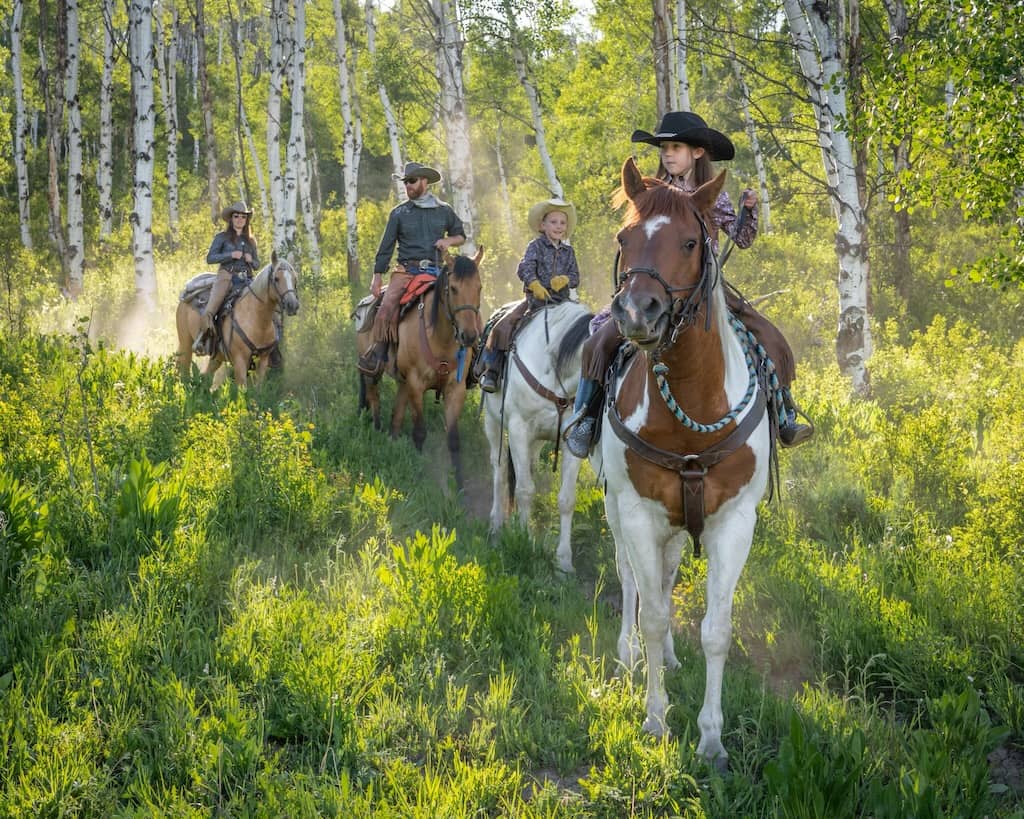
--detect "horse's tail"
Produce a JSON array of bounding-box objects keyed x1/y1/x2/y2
[{"x1": 555, "y1": 311, "x2": 596, "y2": 377}]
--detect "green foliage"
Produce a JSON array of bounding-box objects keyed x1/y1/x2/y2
[
  {"x1": 0, "y1": 471, "x2": 49, "y2": 595},
  {"x1": 113, "y1": 453, "x2": 182, "y2": 550}
]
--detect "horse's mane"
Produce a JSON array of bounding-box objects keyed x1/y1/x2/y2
[
  {"x1": 249, "y1": 262, "x2": 273, "y2": 298},
  {"x1": 555, "y1": 310, "x2": 595, "y2": 376},
  {"x1": 431, "y1": 254, "x2": 479, "y2": 327},
  {"x1": 613, "y1": 177, "x2": 705, "y2": 229}
]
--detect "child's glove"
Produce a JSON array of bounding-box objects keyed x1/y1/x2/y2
[
  {"x1": 549, "y1": 275, "x2": 570, "y2": 292},
  {"x1": 527, "y1": 280, "x2": 551, "y2": 301}
]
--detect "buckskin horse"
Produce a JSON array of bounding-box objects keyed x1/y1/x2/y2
[
  {"x1": 176, "y1": 256, "x2": 300, "y2": 388},
  {"x1": 355, "y1": 250, "x2": 484, "y2": 489},
  {"x1": 482, "y1": 299, "x2": 593, "y2": 573},
  {"x1": 597, "y1": 158, "x2": 771, "y2": 769}
]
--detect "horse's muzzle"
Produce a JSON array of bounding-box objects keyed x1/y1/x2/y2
[
  {"x1": 283, "y1": 294, "x2": 300, "y2": 316},
  {"x1": 611, "y1": 289, "x2": 669, "y2": 345}
]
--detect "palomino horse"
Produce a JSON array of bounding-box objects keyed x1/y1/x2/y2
[
  {"x1": 176, "y1": 257, "x2": 300, "y2": 388},
  {"x1": 482, "y1": 299, "x2": 593, "y2": 573},
  {"x1": 355, "y1": 250, "x2": 484, "y2": 489},
  {"x1": 598, "y1": 158, "x2": 770, "y2": 769}
]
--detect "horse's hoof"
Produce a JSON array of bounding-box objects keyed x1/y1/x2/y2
[{"x1": 642, "y1": 716, "x2": 668, "y2": 738}]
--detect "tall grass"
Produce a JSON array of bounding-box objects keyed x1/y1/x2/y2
[{"x1": 1, "y1": 246, "x2": 1023, "y2": 814}]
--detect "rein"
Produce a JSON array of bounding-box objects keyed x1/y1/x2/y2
[
  {"x1": 511, "y1": 350, "x2": 572, "y2": 472},
  {"x1": 607, "y1": 201, "x2": 764, "y2": 557}
]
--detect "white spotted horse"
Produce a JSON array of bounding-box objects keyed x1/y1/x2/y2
[
  {"x1": 596, "y1": 157, "x2": 778, "y2": 770},
  {"x1": 481, "y1": 298, "x2": 594, "y2": 573}
]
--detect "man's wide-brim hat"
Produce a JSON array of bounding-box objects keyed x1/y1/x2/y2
[
  {"x1": 631, "y1": 111, "x2": 735, "y2": 161},
  {"x1": 528, "y1": 198, "x2": 577, "y2": 238},
  {"x1": 221, "y1": 200, "x2": 253, "y2": 221},
  {"x1": 393, "y1": 162, "x2": 441, "y2": 184}
]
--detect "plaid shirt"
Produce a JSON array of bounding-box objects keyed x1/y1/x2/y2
[{"x1": 516, "y1": 235, "x2": 580, "y2": 292}]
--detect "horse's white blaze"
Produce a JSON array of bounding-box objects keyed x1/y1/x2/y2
[{"x1": 643, "y1": 215, "x2": 671, "y2": 239}]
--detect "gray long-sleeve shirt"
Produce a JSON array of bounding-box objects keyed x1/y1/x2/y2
[{"x1": 373, "y1": 199, "x2": 466, "y2": 274}]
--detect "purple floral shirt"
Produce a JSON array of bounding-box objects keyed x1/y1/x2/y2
[{"x1": 516, "y1": 235, "x2": 580, "y2": 291}]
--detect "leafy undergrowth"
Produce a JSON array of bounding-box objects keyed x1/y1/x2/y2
[{"x1": 1, "y1": 313, "x2": 1023, "y2": 816}]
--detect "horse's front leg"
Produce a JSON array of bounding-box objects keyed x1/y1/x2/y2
[
  {"x1": 605, "y1": 493, "x2": 641, "y2": 673},
  {"x1": 483, "y1": 396, "x2": 509, "y2": 532},
  {"x1": 390, "y1": 382, "x2": 411, "y2": 441},
  {"x1": 506, "y1": 419, "x2": 537, "y2": 533},
  {"x1": 252, "y1": 354, "x2": 271, "y2": 386},
  {"x1": 555, "y1": 450, "x2": 583, "y2": 574},
  {"x1": 610, "y1": 494, "x2": 673, "y2": 736},
  {"x1": 696, "y1": 510, "x2": 757, "y2": 771},
  {"x1": 442, "y1": 383, "x2": 467, "y2": 489}
]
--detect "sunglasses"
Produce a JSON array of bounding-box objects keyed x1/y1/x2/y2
[
  {"x1": 403, "y1": 178, "x2": 423, "y2": 185},
  {"x1": 232, "y1": 213, "x2": 248, "y2": 218}
]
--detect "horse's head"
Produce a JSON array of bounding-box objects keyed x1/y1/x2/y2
[
  {"x1": 269, "y1": 256, "x2": 300, "y2": 316},
  {"x1": 439, "y1": 247, "x2": 484, "y2": 347},
  {"x1": 610, "y1": 157, "x2": 725, "y2": 348}
]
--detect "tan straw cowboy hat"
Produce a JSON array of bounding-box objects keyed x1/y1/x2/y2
[{"x1": 527, "y1": 198, "x2": 577, "y2": 238}]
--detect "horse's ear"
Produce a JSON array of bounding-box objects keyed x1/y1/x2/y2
[
  {"x1": 622, "y1": 157, "x2": 645, "y2": 201},
  {"x1": 692, "y1": 170, "x2": 727, "y2": 217},
  {"x1": 472, "y1": 246, "x2": 485, "y2": 266}
]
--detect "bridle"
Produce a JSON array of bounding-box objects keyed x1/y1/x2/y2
[
  {"x1": 243, "y1": 261, "x2": 297, "y2": 306},
  {"x1": 613, "y1": 205, "x2": 720, "y2": 354},
  {"x1": 437, "y1": 263, "x2": 481, "y2": 348}
]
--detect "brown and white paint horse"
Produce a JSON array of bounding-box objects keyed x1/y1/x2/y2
[{"x1": 598, "y1": 158, "x2": 770, "y2": 769}]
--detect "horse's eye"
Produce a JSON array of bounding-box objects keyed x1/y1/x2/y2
[{"x1": 684, "y1": 239, "x2": 697, "y2": 251}]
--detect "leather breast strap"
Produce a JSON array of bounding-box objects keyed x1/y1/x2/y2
[{"x1": 607, "y1": 384, "x2": 766, "y2": 558}]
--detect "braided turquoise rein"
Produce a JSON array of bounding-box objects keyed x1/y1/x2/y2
[{"x1": 652, "y1": 314, "x2": 787, "y2": 433}]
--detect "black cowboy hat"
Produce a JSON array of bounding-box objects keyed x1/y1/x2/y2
[
  {"x1": 392, "y1": 161, "x2": 442, "y2": 184},
  {"x1": 220, "y1": 200, "x2": 253, "y2": 221},
  {"x1": 631, "y1": 111, "x2": 735, "y2": 161}
]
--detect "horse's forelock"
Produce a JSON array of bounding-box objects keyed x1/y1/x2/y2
[
  {"x1": 620, "y1": 181, "x2": 700, "y2": 230},
  {"x1": 451, "y1": 254, "x2": 478, "y2": 280}
]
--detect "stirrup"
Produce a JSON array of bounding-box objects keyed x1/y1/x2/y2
[
  {"x1": 564, "y1": 416, "x2": 595, "y2": 459},
  {"x1": 479, "y1": 370, "x2": 500, "y2": 393}
]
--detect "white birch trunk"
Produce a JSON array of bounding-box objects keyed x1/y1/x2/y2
[
  {"x1": 12, "y1": 0, "x2": 32, "y2": 248},
  {"x1": 652, "y1": 0, "x2": 672, "y2": 116},
  {"x1": 155, "y1": 4, "x2": 180, "y2": 244},
  {"x1": 64, "y1": 0, "x2": 84, "y2": 294},
  {"x1": 432, "y1": 0, "x2": 476, "y2": 251},
  {"x1": 731, "y1": 55, "x2": 770, "y2": 232},
  {"x1": 227, "y1": 6, "x2": 268, "y2": 220},
  {"x1": 283, "y1": 0, "x2": 304, "y2": 251},
  {"x1": 674, "y1": 0, "x2": 690, "y2": 111},
  {"x1": 194, "y1": 0, "x2": 219, "y2": 222},
  {"x1": 98, "y1": 0, "x2": 115, "y2": 239},
  {"x1": 38, "y1": 15, "x2": 69, "y2": 281},
  {"x1": 365, "y1": 0, "x2": 405, "y2": 200},
  {"x1": 129, "y1": 0, "x2": 157, "y2": 305},
  {"x1": 267, "y1": 0, "x2": 287, "y2": 252},
  {"x1": 494, "y1": 122, "x2": 514, "y2": 244},
  {"x1": 783, "y1": 0, "x2": 871, "y2": 393},
  {"x1": 333, "y1": 0, "x2": 363, "y2": 285},
  {"x1": 506, "y1": 9, "x2": 562, "y2": 199}
]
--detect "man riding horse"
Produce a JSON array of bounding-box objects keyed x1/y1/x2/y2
[{"x1": 357, "y1": 162, "x2": 467, "y2": 377}]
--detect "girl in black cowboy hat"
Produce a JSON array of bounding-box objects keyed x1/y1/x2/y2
[
  {"x1": 195, "y1": 201, "x2": 260, "y2": 350},
  {"x1": 563, "y1": 111, "x2": 811, "y2": 456}
]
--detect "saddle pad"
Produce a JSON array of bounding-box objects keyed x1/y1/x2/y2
[
  {"x1": 399, "y1": 273, "x2": 438, "y2": 305},
  {"x1": 179, "y1": 272, "x2": 217, "y2": 304}
]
